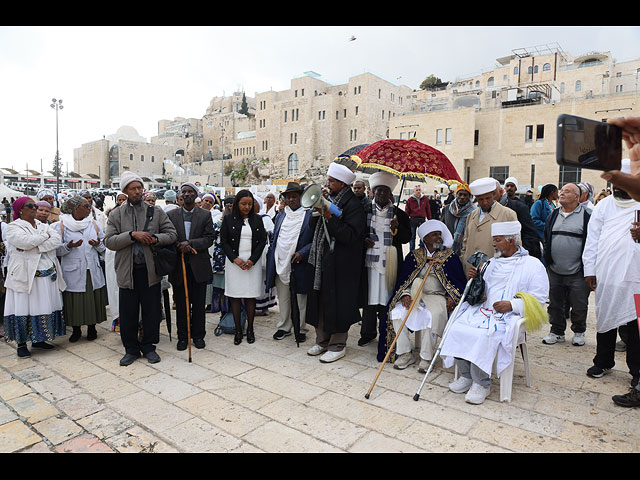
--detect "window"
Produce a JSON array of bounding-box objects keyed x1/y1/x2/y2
[
  {"x1": 140, "y1": 155, "x2": 144, "y2": 162},
  {"x1": 129, "y1": 153, "x2": 133, "y2": 161},
  {"x1": 284, "y1": 111, "x2": 287, "y2": 122},
  {"x1": 355, "y1": 106, "x2": 359, "y2": 116},
  {"x1": 474, "y1": 130, "x2": 479, "y2": 146},
  {"x1": 514, "y1": 66, "x2": 519, "y2": 75},
  {"x1": 288, "y1": 153, "x2": 299, "y2": 175},
  {"x1": 536, "y1": 124, "x2": 545, "y2": 141},
  {"x1": 445, "y1": 128, "x2": 452, "y2": 145},
  {"x1": 487, "y1": 77, "x2": 494, "y2": 87},
  {"x1": 436, "y1": 129, "x2": 443, "y2": 145},
  {"x1": 530, "y1": 164, "x2": 536, "y2": 187},
  {"x1": 575, "y1": 80, "x2": 582, "y2": 92},
  {"x1": 151, "y1": 156, "x2": 155, "y2": 163},
  {"x1": 559, "y1": 166, "x2": 581, "y2": 186},
  {"x1": 525, "y1": 125, "x2": 534, "y2": 142},
  {"x1": 543, "y1": 63, "x2": 551, "y2": 72},
  {"x1": 490, "y1": 166, "x2": 509, "y2": 184}
]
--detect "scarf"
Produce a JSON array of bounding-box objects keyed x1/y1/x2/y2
[
  {"x1": 612, "y1": 195, "x2": 638, "y2": 209},
  {"x1": 60, "y1": 213, "x2": 94, "y2": 234},
  {"x1": 448, "y1": 198, "x2": 476, "y2": 253},
  {"x1": 309, "y1": 187, "x2": 350, "y2": 291},
  {"x1": 274, "y1": 206, "x2": 306, "y2": 284},
  {"x1": 365, "y1": 201, "x2": 394, "y2": 274}
]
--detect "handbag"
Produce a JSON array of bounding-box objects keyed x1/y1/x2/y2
[
  {"x1": 465, "y1": 251, "x2": 490, "y2": 306},
  {"x1": 214, "y1": 310, "x2": 247, "y2": 336},
  {"x1": 144, "y1": 204, "x2": 177, "y2": 276}
]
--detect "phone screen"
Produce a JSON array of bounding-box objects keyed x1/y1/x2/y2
[{"x1": 556, "y1": 114, "x2": 622, "y2": 171}]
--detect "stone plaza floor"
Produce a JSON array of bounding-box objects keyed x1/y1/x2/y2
[{"x1": 1, "y1": 295, "x2": 639, "y2": 453}]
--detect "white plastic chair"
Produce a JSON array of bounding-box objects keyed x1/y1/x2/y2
[{"x1": 453, "y1": 317, "x2": 530, "y2": 402}]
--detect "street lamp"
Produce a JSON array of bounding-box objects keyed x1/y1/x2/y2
[{"x1": 50, "y1": 98, "x2": 63, "y2": 194}]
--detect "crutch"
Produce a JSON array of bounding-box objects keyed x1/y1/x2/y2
[
  {"x1": 413, "y1": 255, "x2": 489, "y2": 401},
  {"x1": 365, "y1": 257, "x2": 441, "y2": 399},
  {"x1": 181, "y1": 248, "x2": 198, "y2": 363}
]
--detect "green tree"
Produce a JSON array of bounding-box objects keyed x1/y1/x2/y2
[
  {"x1": 419, "y1": 75, "x2": 443, "y2": 91},
  {"x1": 239, "y1": 93, "x2": 249, "y2": 116}
]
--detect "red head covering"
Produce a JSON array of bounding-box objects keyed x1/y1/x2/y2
[{"x1": 12, "y1": 196, "x2": 33, "y2": 220}]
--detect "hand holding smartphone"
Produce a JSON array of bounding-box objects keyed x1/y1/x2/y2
[{"x1": 557, "y1": 114, "x2": 622, "y2": 171}]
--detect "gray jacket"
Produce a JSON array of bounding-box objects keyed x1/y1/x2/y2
[{"x1": 105, "y1": 201, "x2": 178, "y2": 289}]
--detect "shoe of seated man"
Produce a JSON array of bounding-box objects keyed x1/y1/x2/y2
[
  {"x1": 319, "y1": 349, "x2": 345, "y2": 363},
  {"x1": 572, "y1": 332, "x2": 585, "y2": 346},
  {"x1": 449, "y1": 376, "x2": 473, "y2": 394},
  {"x1": 307, "y1": 344, "x2": 327, "y2": 356},
  {"x1": 465, "y1": 382, "x2": 491, "y2": 404},
  {"x1": 418, "y1": 359, "x2": 430, "y2": 373},
  {"x1": 393, "y1": 352, "x2": 416, "y2": 370}
]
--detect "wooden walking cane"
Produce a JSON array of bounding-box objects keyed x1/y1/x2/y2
[
  {"x1": 365, "y1": 257, "x2": 441, "y2": 399},
  {"x1": 180, "y1": 248, "x2": 198, "y2": 363}
]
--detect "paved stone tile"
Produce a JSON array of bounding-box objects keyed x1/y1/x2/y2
[
  {"x1": 160, "y1": 417, "x2": 243, "y2": 453},
  {"x1": 6, "y1": 393, "x2": 59, "y2": 424},
  {"x1": 55, "y1": 433, "x2": 115, "y2": 453},
  {"x1": 397, "y1": 420, "x2": 509, "y2": 452},
  {"x1": 76, "y1": 408, "x2": 135, "y2": 440},
  {"x1": 243, "y1": 420, "x2": 343, "y2": 452},
  {"x1": 196, "y1": 375, "x2": 280, "y2": 411},
  {"x1": 135, "y1": 372, "x2": 202, "y2": 403},
  {"x1": 235, "y1": 367, "x2": 325, "y2": 403},
  {"x1": 57, "y1": 393, "x2": 104, "y2": 420},
  {"x1": 105, "y1": 426, "x2": 179, "y2": 453},
  {"x1": 0, "y1": 379, "x2": 33, "y2": 401},
  {"x1": 0, "y1": 403, "x2": 18, "y2": 426},
  {"x1": 108, "y1": 390, "x2": 193, "y2": 433},
  {"x1": 32, "y1": 416, "x2": 83, "y2": 446},
  {"x1": 76, "y1": 371, "x2": 140, "y2": 402},
  {"x1": 0, "y1": 420, "x2": 42, "y2": 452},
  {"x1": 29, "y1": 375, "x2": 83, "y2": 402}
]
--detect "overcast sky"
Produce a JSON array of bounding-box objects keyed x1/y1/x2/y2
[{"x1": 2, "y1": 25, "x2": 639, "y2": 175}]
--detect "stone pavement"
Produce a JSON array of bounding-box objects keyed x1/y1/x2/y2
[{"x1": 1, "y1": 297, "x2": 639, "y2": 453}]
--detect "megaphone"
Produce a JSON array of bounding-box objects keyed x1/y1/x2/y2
[{"x1": 301, "y1": 184, "x2": 342, "y2": 217}]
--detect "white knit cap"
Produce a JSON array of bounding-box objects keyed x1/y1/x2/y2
[
  {"x1": 327, "y1": 162, "x2": 356, "y2": 185},
  {"x1": 368, "y1": 171, "x2": 398, "y2": 192},
  {"x1": 492, "y1": 221, "x2": 521, "y2": 236},
  {"x1": 417, "y1": 219, "x2": 454, "y2": 248},
  {"x1": 469, "y1": 177, "x2": 497, "y2": 196},
  {"x1": 120, "y1": 171, "x2": 144, "y2": 190},
  {"x1": 504, "y1": 177, "x2": 518, "y2": 188}
]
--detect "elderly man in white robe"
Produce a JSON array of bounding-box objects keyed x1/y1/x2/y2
[
  {"x1": 583, "y1": 159, "x2": 640, "y2": 384},
  {"x1": 440, "y1": 221, "x2": 548, "y2": 404}
]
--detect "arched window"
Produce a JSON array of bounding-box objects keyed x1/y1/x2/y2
[
  {"x1": 514, "y1": 66, "x2": 519, "y2": 75},
  {"x1": 487, "y1": 76, "x2": 494, "y2": 87},
  {"x1": 288, "y1": 153, "x2": 299, "y2": 175},
  {"x1": 543, "y1": 63, "x2": 551, "y2": 71}
]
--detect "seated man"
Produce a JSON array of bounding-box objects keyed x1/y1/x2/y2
[
  {"x1": 440, "y1": 221, "x2": 548, "y2": 405},
  {"x1": 379, "y1": 220, "x2": 466, "y2": 372}
]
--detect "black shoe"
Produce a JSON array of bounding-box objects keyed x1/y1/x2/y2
[
  {"x1": 144, "y1": 351, "x2": 161, "y2": 364},
  {"x1": 273, "y1": 330, "x2": 291, "y2": 340},
  {"x1": 247, "y1": 330, "x2": 255, "y2": 344},
  {"x1": 587, "y1": 365, "x2": 611, "y2": 378},
  {"x1": 193, "y1": 338, "x2": 205, "y2": 349},
  {"x1": 69, "y1": 327, "x2": 82, "y2": 343},
  {"x1": 295, "y1": 333, "x2": 307, "y2": 343},
  {"x1": 87, "y1": 325, "x2": 97, "y2": 341},
  {"x1": 17, "y1": 345, "x2": 31, "y2": 358},
  {"x1": 358, "y1": 336, "x2": 376, "y2": 347},
  {"x1": 234, "y1": 332, "x2": 243, "y2": 345},
  {"x1": 612, "y1": 387, "x2": 640, "y2": 408},
  {"x1": 120, "y1": 353, "x2": 140, "y2": 366},
  {"x1": 632, "y1": 377, "x2": 639, "y2": 389},
  {"x1": 31, "y1": 341, "x2": 54, "y2": 350},
  {"x1": 177, "y1": 339, "x2": 188, "y2": 351}
]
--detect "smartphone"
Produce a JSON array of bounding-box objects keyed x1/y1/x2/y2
[{"x1": 556, "y1": 114, "x2": 622, "y2": 171}]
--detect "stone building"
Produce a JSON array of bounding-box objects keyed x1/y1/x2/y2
[{"x1": 390, "y1": 44, "x2": 640, "y2": 193}]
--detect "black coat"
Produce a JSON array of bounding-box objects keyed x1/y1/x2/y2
[
  {"x1": 504, "y1": 197, "x2": 542, "y2": 259},
  {"x1": 219, "y1": 212, "x2": 267, "y2": 266},
  {"x1": 305, "y1": 188, "x2": 366, "y2": 334},
  {"x1": 167, "y1": 206, "x2": 215, "y2": 285}
]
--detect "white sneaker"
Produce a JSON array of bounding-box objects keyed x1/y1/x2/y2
[
  {"x1": 542, "y1": 333, "x2": 565, "y2": 345},
  {"x1": 418, "y1": 359, "x2": 430, "y2": 373},
  {"x1": 465, "y1": 382, "x2": 491, "y2": 404},
  {"x1": 319, "y1": 349, "x2": 345, "y2": 363},
  {"x1": 572, "y1": 332, "x2": 585, "y2": 346},
  {"x1": 449, "y1": 376, "x2": 473, "y2": 394},
  {"x1": 307, "y1": 344, "x2": 327, "y2": 356},
  {"x1": 393, "y1": 352, "x2": 416, "y2": 370}
]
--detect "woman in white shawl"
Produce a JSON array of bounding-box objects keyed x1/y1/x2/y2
[
  {"x1": 3, "y1": 197, "x2": 66, "y2": 357},
  {"x1": 54, "y1": 195, "x2": 107, "y2": 342},
  {"x1": 254, "y1": 195, "x2": 277, "y2": 314},
  {"x1": 104, "y1": 192, "x2": 127, "y2": 329}
]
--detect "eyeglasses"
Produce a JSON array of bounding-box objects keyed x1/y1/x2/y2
[{"x1": 23, "y1": 203, "x2": 37, "y2": 209}]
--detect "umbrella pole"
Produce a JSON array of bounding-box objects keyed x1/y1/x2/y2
[
  {"x1": 396, "y1": 177, "x2": 406, "y2": 207},
  {"x1": 364, "y1": 258, "x2": 440, "y2": 399},
  {"x1": 181, "y1": 251, "x2": 192, "y2": 363}
]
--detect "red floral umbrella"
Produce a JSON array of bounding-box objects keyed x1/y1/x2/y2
[{"x1": 352, "y1": 138, "x2": 462, "y2": 185}]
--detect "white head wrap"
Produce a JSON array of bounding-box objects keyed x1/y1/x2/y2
[
  {"x1": 469, "y1": 177, "x2": 498, "y2": 196},
  {"x1": 368, "y1": 171, "x2": 398, "y2": 192},
  {"x1": 492, "y1": 221, "x2": 521, "y2": 237},
  {"x1": 37, "y1": 189, "x2": 56, "y2": 200},
  {"x1": 327, "y1": 162, "x2": 356, "y2": 185},
  {"x1": 504, "y1": 177, "x2": 518, "y2": 188},
  {"x1": 120, "y1": 171, "x2": 144, "y2": 191},
  {"x1": 417, "y1": 219, "x2": 453, "y2": 249}
]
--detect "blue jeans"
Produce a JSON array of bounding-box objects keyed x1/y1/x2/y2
[{"x1": 409, "y1": 217, "x2": 425, "y2": 251}]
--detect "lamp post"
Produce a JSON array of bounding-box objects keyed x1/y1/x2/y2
[{"x1": 50, "y1": 98, "x2": 63, "y2": 194}]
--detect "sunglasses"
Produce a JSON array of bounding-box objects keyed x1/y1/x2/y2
[{"x1": 23, "y1": 203, "x2": 37, "y2": 209}]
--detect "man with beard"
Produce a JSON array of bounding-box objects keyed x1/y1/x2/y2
[
  {"x1": 359, "y1": 172, "x2": 410, "y2": 347},
  {"x1": 306, "y1": 163, "x2": 365, "y2": 363},
  {"x1": 441, "y1": 182, "x2": 477, "y2": 255},
  {"x1": 105, "y1": 171, "x2": 178, "y2": 366},
  {"x1": 440, "y1": 221, "x2": 548, "y2": 404},
  {"x1": 381, "y1": 220, "x2": 466, "y2": 372},
  {"x1": 582, "y1": 159, "x2": 640, "y2": 388}
]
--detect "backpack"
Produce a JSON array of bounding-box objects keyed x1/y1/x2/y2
[{"x1": 214, "y1": 310, "x2": 247, "y2": 336}]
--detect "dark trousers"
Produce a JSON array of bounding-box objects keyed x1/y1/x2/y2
[
  {"x1": 409, "y1": 217, "x2": 425, "y2": 251},
  {"x1": 593, "y1": 319, "x2": 640, "y2": 378},
  {"x1": 361, "y1": 304, "x2": 385, "y2": 341},
  {"x1": 119, "y1": 264, "x2": 161, "y2": 355},
  {"x1": 172, "y1": 263, "x2": 207, "y2": 342},
  {"x1": 547, "y1": 269, "x2": 590, "y2": 335}
]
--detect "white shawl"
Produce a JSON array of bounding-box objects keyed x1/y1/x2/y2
[{"x1": 274, "y1": 206, "x2": 306, "y2": 284}]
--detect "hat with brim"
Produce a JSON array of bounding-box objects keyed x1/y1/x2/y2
[{"x1": 282, "y1": 182, "x2": 303, "y2": 195}]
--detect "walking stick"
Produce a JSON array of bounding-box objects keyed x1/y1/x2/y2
[
  {"x1": 365, "y1": 257, "x2": 441, "y2": 399},
  {"x1": 181, "y1": 248, "x2": 197, "y2": 363}
]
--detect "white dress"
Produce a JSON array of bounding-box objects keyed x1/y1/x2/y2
[{"x1": 224, "y1": 219, "x2": 263, "y2": 298}]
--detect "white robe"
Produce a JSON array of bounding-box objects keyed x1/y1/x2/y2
[
  {"x1": 582, "y1": 195, "x2": 640, "y2": 333},
  {"x1": 440, "y1": 247, "x2": 548, "y2": 376}
]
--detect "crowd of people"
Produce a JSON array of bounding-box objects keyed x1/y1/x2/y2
[{"x1": 1, "y1": 116, "x2": 639, "y2": 409}]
